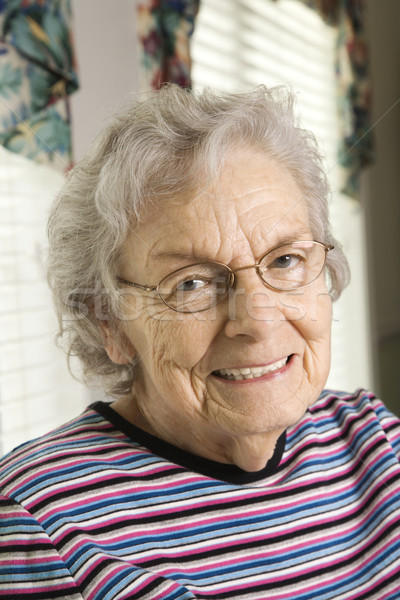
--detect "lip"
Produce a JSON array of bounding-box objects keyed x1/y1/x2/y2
[{"x1": 211, "y1": 355, "x2": 293, "y2": 384}]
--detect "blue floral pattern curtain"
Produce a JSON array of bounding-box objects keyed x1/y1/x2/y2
[
  {"x1": 137, "y1": 0, "x2": 200, "y2": 90},
  {"x1": 0, "y1": 0, "x2": 79, "y2": 171},
  {"x1": 301, "y1": 0, "x2": 374, "y2": 198}
]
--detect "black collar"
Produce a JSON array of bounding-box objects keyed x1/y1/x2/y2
[{"x1": 91, "y1": 400, "x2": 286, "y2": 485}]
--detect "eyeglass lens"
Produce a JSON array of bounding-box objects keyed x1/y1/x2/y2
[
  {"x1": 258, "y1": 241, "x2": 324, "y2": 290},
  {"x1": 158, "y1": 242, "x2": 328, "y2": 313}
]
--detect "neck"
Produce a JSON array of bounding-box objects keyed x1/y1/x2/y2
[
  {"x1": 113, "y1": 394, "x2": 283, "y2": 472},
  {"x1": 209, "y1": 429, "x2": 284, "y2": 472}
]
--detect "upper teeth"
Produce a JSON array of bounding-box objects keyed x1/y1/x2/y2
[{"x1": 215, "y1": 358, "x2": 287, "y2": 380}]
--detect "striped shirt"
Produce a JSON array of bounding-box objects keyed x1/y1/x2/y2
[{"x1": 1, "y1": 388, "x2": 400, "y2": 599}]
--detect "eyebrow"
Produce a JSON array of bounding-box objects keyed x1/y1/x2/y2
[
  {"x1": 151, "y1": 234, "x2": 313, "y2": 263},
  {"x1": 152, "y1": 250, "x2": 213, "y2": 262}
]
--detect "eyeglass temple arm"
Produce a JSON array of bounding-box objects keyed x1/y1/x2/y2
[{"x1": 116, "y1": 277, "x2": 157, "y2": 292}]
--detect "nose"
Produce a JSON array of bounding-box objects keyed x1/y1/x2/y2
[{"x1": 223, "y1": 268, "x2": 285, "y2": 341}]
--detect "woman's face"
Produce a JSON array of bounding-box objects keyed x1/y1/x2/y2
[{"x1": 108, "y1": 150, "x2": 332, "y2": 470}]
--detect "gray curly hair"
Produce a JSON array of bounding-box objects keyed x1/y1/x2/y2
[{"x1": 47, "y1": 84, "x2": 350, "y2": 398}]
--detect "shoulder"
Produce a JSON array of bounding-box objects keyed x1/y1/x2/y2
[
  {"x1": 0, "y1": 494, "x2": 84, "y2": 598},
  {"x1": 0, "y1": 407, "x2": 131, "y2": 504},
  {"x1": 282, "y1": 389, "x2": 400, "y2": 489},
  {"x1": 306, "y1": 388, "x2": 400, "y2": 458},
  {"x1": 311, "y1": 388, "x2": 399, "y2": 430}
]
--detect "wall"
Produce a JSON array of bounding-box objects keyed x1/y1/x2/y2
[
  {"x1": 70, "y1": 0, "x2": 140, "y2": 161},
  {"x1": 365, "y1": 0, "x2": 400, "y2": 414},
  {"x1": 68, "y1": 0, "x2": 140, "y2": 403}
]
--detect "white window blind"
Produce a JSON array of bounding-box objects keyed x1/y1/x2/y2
[
  {"x1": 191, "y1": 0, "x2": 374, "y2": 393},
  {"x1": 0, "y1": 147, "x2": 89, "y2": 456}
]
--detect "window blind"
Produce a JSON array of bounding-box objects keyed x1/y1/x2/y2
[
  {"x1": 0, "y1": 147, "x2": 89, "y2": 456},
  {"x1": 191, "y1": 0, "x2": 374, "y2": 393}
]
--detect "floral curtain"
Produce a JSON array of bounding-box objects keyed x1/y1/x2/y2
[
  {"x1": 301, "y1": 0, "x2": 374, "y2": 198},
  {"x1": 0, "y1": 0, "x2": 79, "y2": 171},
  {"x1": 137, "y1": 0, "x2": 200, "y2": 90},
  {"x1": 137, "y1": 0, "x2": 372, "y2": 198}
]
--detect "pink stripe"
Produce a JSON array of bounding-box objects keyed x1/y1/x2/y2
[{"x1": 0, "y1": 556, "x2": 65, "y2": 565}]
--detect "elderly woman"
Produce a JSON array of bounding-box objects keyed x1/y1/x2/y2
[{"x1": 1, "y1": 85, "x2": 400, "y2": 600}]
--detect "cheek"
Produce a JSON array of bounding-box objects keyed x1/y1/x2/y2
[
  {"x1": 297, "y1": 287, "x2": 332, "y2": 387},
  {"x1": 280, "y1": 285, "x2": 332, "y2": 327},
  {"x1": 311, "y1": 287, "x2": 333, "y2": 340},
  {"x1": 284, "y1": 282, "x2": 332, "y2": 335},
  {"x1": 125, "y1": 311, "x2": 219, "y2": 379}
]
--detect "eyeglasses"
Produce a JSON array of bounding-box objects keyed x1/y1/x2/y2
[{"x1": 117, "y1": 240, "x2": 333, "y2": 314}]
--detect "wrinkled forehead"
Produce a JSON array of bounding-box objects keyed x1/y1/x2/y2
[{"x1": 121, "y1": 151, "x2": 312, "y2": 272}]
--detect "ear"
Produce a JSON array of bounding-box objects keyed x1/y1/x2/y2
[{"x1": 100, "y1": 322, "x2": 135, "y2": 365}]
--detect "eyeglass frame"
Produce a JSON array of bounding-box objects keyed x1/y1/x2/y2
[{"x1": 116, "y1": 240, "x2": 334, "y2": 313}]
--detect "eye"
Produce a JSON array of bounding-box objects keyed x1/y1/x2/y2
[
  {"x1": 270, "y1": 253, "x2": 302, "y2": 269},
  {"x1": 175, "y1": 278, "x2": 210, "y2": 292}
]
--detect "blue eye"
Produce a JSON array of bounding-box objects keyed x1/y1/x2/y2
[
  {"x1": 271, "y1": 254, "x2": 301, "y2": 269},
  {"x1": 176, "y1": 278, "x2": 209, "y2": 292},
  {"x1": 159, "y1": 263, "x2": 232, "y2": 312}
]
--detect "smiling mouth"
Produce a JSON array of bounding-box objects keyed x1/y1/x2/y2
[{"x1": 212, "y1": 356, "x2": 291, "y2": 381}]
